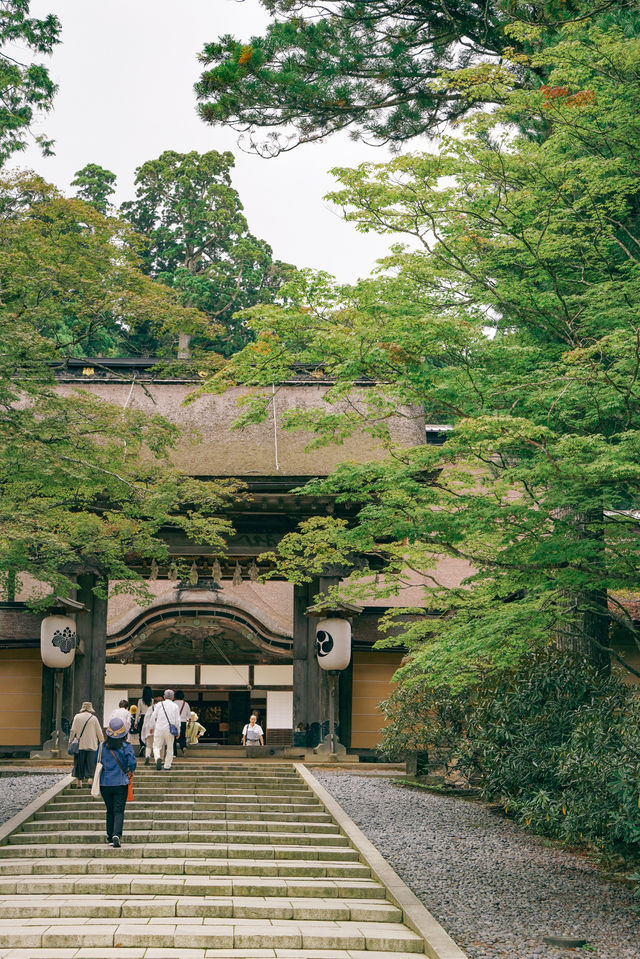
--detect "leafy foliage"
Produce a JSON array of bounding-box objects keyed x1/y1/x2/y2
[
  {"x1": 0, "y1": 171, "x2": 238, "y2": 602},
  {"x1": 0, "y1": 172, "x2": 209, "y2": 356},
  {"x1": 194, "y1": 0, "x2": 629, "y2": 154},
  {"x1": 0, "y1": 0, "x2": 60, "y2": 164},
  {"x1": 381, "y1": 650, "x2": 640, "y2": 860},
  {"x1": 71, "y1": 163, "x2": 117, "y2": 215},
  {"x1": 200, "y1": 12, "x2": 640, "y2": 685},
  {"x1": 120, "y1": 150, "x2": 294, "y2": 356}
]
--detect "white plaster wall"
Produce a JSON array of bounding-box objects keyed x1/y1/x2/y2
[
  {"x1": 254, "y1": 665, "x2": 293, "y2": 686},
  {"x1": 267, "y1": 690, "x2": 293, "y2": 728}
]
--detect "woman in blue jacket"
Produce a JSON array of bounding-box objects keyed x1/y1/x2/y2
[{"x1": 97, "y1": 716, "x2": 137, "y2": 847}]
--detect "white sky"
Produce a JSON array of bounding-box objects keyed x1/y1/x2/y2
[{"x1": 16, "y1": 0, "x2": 406, "y2": 283}]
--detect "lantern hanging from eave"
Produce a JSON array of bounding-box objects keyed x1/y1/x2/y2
[
  {"x1": 41, "y1": 614, "x2": 77, "y2": 668},
  {"x1": 315, "y1": 617, "x2": 351, "y2": 671}
]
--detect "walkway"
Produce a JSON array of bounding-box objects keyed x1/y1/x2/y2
[
  {"x1": 314, "y1": 769, "x2": 640, "y2": 959},
  {"x1": 0, "y1": 762, "x2": 427, "y2": 957}
]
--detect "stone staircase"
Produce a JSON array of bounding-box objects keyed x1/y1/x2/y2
[{"x1": 0, "y1": 762, "x2": 426, "y2": 957}]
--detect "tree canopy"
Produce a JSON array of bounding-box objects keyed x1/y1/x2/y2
[
  {"x1": 71, "y1": 162, "x2": 117, "y2": 215},
  {"x1": 194, "y1": 0, "x2": 629, "y2": 155},
  {"x1": 121, "y1": 150, "x2": 294, "y2": 356},
  {"x1": 0, "y1": 171, "x2": 237, "y2": 602},
  {"x1": 202, "y1": 10, "x2": 640, "y2": 688},
  {"x1": 0, "y1": 1, "x2": 60, "y2": 165}
]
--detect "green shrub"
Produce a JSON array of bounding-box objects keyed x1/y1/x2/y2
[
  {"x1": 380, "y1": 650, "x2": 640, "y2": 864},
  {"x1": 466, "y1": 653, "x2": 640, "y2": 853}
]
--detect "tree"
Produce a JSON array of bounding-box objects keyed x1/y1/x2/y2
[
  {"x1": 0, "y1": 170, "x2": 238, "y2": 602},
  {"x1": 121, "y1": 149, "x2": 294, "y2": 356},
  {"x1": 0, "y1": 1, "x2": 60, "y2": 165},
  {"x1": 203, "y1": 13, "x2": 640, "y2": 687},
  {"x1": 71, "y1": 163, "x2": 117, "y2": 215},
  {"x1": 194, "y1": 0, "x2": 628, "y2": 155},
  {"x1": 0, "y1": 171, "x2": 213, "y2": 357}
]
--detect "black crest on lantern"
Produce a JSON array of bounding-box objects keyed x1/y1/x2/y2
[
  {"x1": 315, "y1": 629, "x2": 334, "y2": 658},
  {"x1": 51, "y1": 626, "x2": 76, "y2": 654}
]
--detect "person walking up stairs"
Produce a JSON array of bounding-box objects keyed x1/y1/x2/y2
[
  {"x1": 151, "y1": 688, "x2": 181, "y2": 771},
  {"x1": 0, "y1": 762, "x2": 429, "y2": 956}
]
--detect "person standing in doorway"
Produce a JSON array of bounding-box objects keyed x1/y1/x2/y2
[
  {"x1": 242, "y1": 714, "x2": 264, "y2": 747},
  {"x1": 152, "y1": 689, "x2": 181, "y2": 770},
  {"x1": 174, "y1": 690, "x2": 191, "y2": 755},
  {"x1": 69, "y1": 702, "x2": 104, "y2": 787},
  {"x1": 97, "y1": 716, "x2": 137, "y2": 848},
  {"x1": 186, "y1": 711, "x2": 205, "y2": 745}
]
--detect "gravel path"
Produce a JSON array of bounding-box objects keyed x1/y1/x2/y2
[
  {"x1": 0, "y1": 772, "x2": 67, "y2": 826},
  {"x1": 314, "y1": 769, "x2": 640, "y2": 959}
]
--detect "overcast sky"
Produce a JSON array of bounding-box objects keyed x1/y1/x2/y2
[{"x1": 17, "y1": 0, "x2": 408, "y2": 283}]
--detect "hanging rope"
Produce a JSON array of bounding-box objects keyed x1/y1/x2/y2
[{"x1": 272, "y1": 384, "x2": 279, "y2": 471}]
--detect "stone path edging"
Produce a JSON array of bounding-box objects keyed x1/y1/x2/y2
[
  {"x1": 0, "y1": 773, "x2": 72, "y2": 846},
  {"x1": 296, "y1": 762, "x2": 469, "y2": 959}
]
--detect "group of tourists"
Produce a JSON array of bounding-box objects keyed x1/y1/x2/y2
[
  {"x1": 68, "y1": 689, "x2": 265, "y2": 848},
  {"x1": 68, "y1": 689, "x2": 202, "y2": 848},
  {"x1": 134, "y1": 687, "x2": 204, "y2": 768}
]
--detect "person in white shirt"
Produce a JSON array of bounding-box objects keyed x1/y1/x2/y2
[
  {"x1": 109, "y1": 701, "x2": 132, "y2": 735},
  {"x1": 242, "y1": 714, "x2": 264, "y2": 746},
  {"x1": 135, "y1": 686, "x2": 154, "y2": 755},
  {"x1": 174, "y1": 690, "x2": 191, "y2": 755},
  {"x1": 152, "y1": 689, "x2": 181, "y2": 770},
  {"x1": 141, "y1": 699, "x2": 157, "y2": 765}
]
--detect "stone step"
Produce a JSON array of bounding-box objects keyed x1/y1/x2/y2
[
  {"x1": 0, "y1": 843, "x2": 360, "y2": 862},
  {"x1": 55, "y1": 790, "x2": 320, "y2": 803},
  {"x1": 35, "y1": 809, "x2": 332, "y2": 823},
  {"x1": 129, "y1": 764, "x2": 296, "y2": 769},
  {"x1": 131, "y1": 773, "x2": 303, "y2": 781},
  {"x1": 45, "y1": 800, "x2": 325, "y2": 813},
  {"x1": 0, "y1": 859, "x2": 373, "y2": 880},
  {"x1": 60, "y1": 788, "x2": 317, "y2": 802},
  {"x1": 125, "y1": 784, "x2": 311, "y2": 796},
  {"x1": 0, "y1": 951, "x2": 425, "y2": 959},
  {"x1": 24, "y1": 819, "x2": 340, "y2": 835},
  {"x1": 0, "y1": 894, "x2": 402, "y2": 922},
  {"x1": 0, "y1": 917, "x2": 424, "y2": 952},
  {"x1": 9, "y1": 829, "x2": 347, "y2": 847}
]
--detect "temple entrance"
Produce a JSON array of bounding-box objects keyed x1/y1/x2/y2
[
  {"x1": 104, "y1": 592, "x2": 294, "y2": 746},
  {"x1": 196, "y1": 690, "x2": 250, "y2": 745}
]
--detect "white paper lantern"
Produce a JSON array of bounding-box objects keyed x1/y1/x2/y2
[
  {"x1": 315, "y1": 617, "x2": 351, "y2": 671},
  {"x1": 41, "y1": 615, "x2": 77, "y2": 668}
]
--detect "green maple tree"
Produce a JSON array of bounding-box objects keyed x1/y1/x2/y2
[
  {"x1": 203, "y1": 11, "x2": 640, "y2": 687},
  {"x1": 0, "y1": 171, "x2": 238, "y2": 603}
]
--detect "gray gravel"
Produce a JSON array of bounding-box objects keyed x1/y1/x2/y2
[
  {"x1": 0, "y1": 772, "x2": 67, "y2": 826},
  {"x1": 314, "y1": 769, "x2": 640, "y2": 959}
]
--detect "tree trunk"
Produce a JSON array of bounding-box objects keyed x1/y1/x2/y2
[
  {"x1": 177, "y1": 331, "x2": 191, "y2": 359},
  {"x1": 553, "y1": 507, "x2": 610, "y2": 674}
]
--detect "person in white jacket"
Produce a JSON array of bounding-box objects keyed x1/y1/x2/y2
[{"x1": 152, "y1": 689, "x2": 181, "y2": 770}]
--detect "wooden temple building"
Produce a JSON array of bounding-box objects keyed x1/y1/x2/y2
[{"x1": 0, "y1": 358, "x2": 468, "y2": 757}]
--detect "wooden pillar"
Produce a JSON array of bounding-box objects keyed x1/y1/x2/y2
[
  {"x1": 73, "y1": 574, "x2": 108, "y2": 721},
  {"x1": 292, "y1": 575, "x2": 340, "y2": 748},
  {"x1": 293, "y1": 579, "x2": 318, "y2": 747},
  {"x1": 338, "y1": 657, "x2": 353, "y2": 749},
  {"x1": 40, "y1": 665, "x2": 55, "y2": 746}
]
